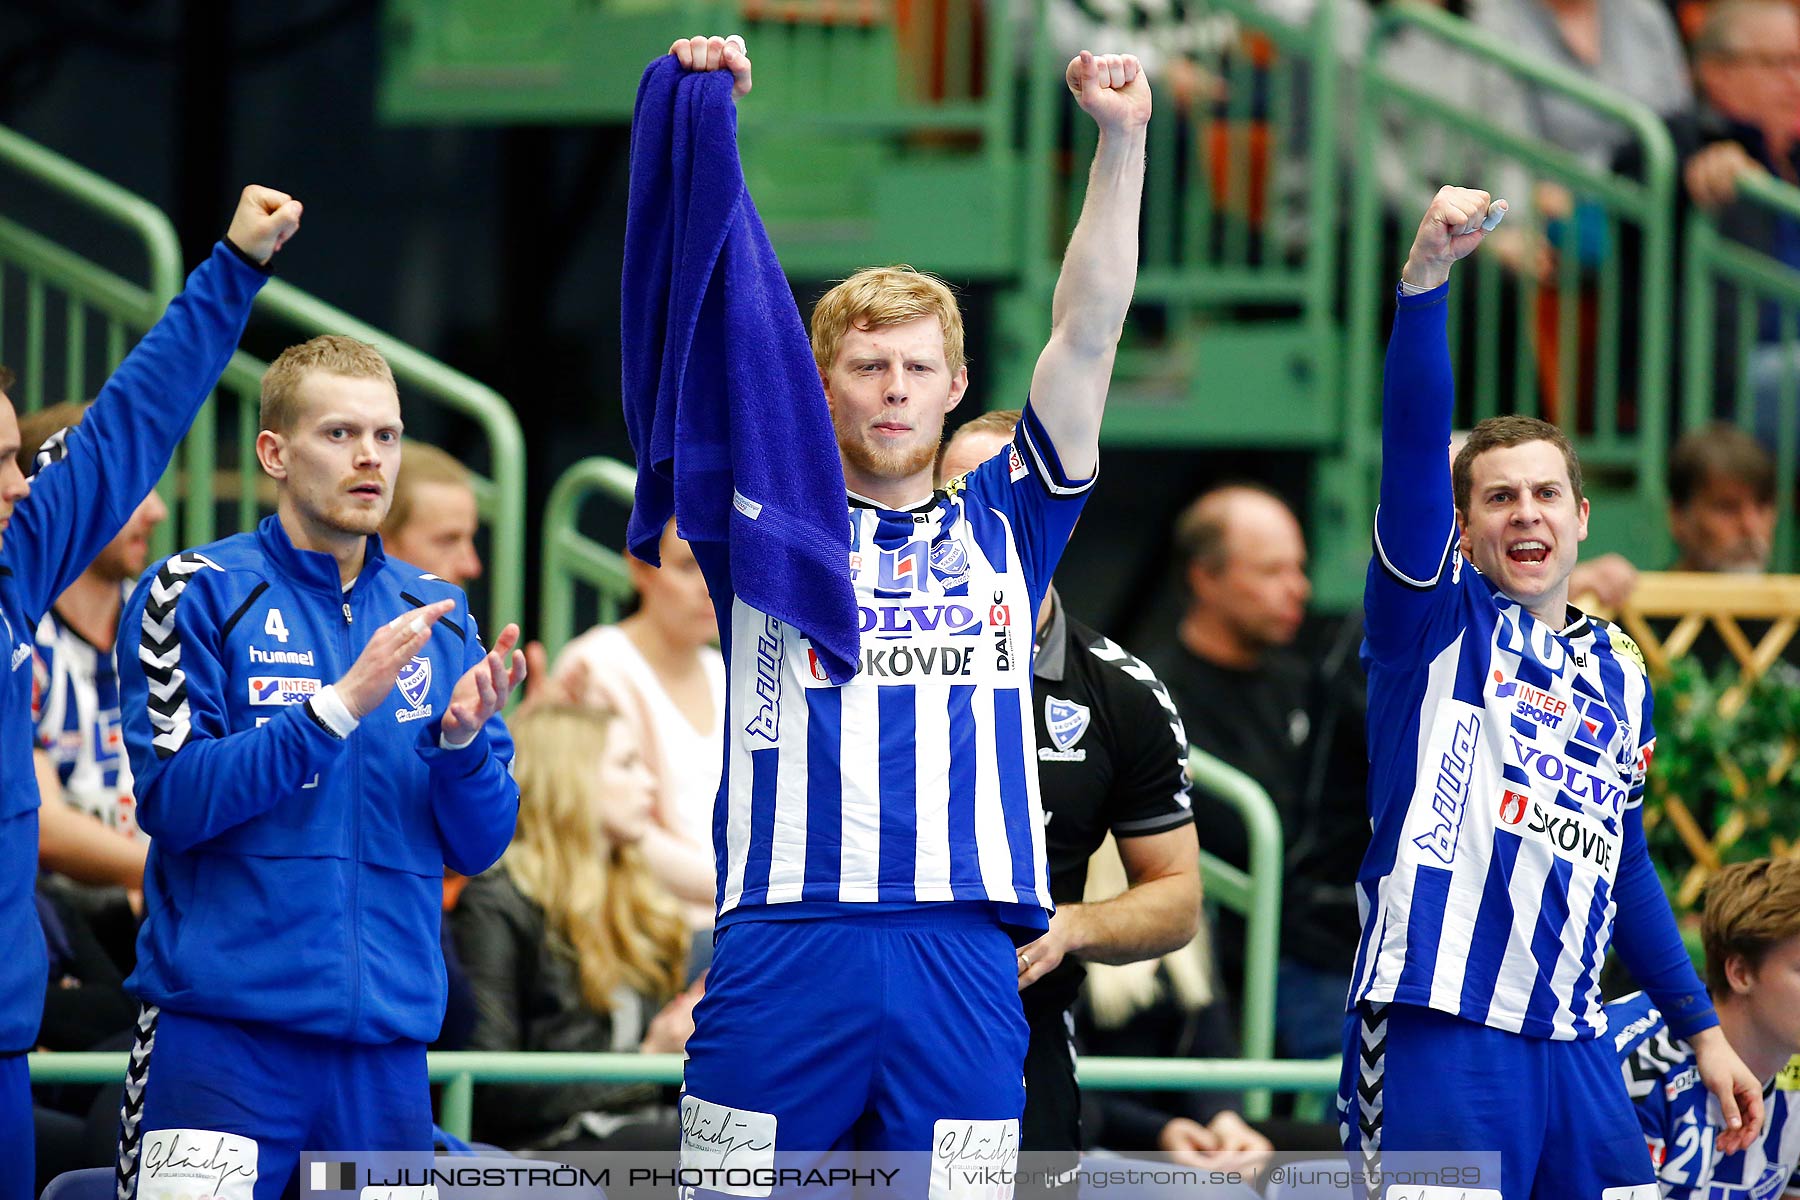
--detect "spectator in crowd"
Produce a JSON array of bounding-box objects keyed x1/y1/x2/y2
[
  {"x1": 1677, "y1": 0, "x2": 1800, "y2": 210},
  {"x1": 940, "y1": 413, "x2": 1202, "y2": 1198},
  {"x1": 1675, "y1": 0, "x2": 1800, "y2": 440},
  {"x1": 1668, "y1": 423, "x2": 1776, "y2": 573},
  {"x1": 1147, "y1": 484, "x2": 1367, "y2": 1060},
  {"x1": 380, "y1": 440, "x2": 483, "y2": 589},
  {"x1": 551, "y1": 519, "x2": 723, "y2": 924},
  {"x1": 1478, "y1": 0, "x2": 1693, "y2": 171},
  {"x1": 1610, "y1": 857, "x2": 1800, "y2": 1194},
  {"x1": 453, "y1": 704, "x2": 694, "y2": 1153}
]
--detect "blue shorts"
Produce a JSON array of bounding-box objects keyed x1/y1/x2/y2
[
  {"x1": 682, "y1": 903, "x2": 1027, "y2": 1172},
  {"x1": 1, "y1": 1052, "x2": 28, "y2": 1200},
  {"x1": 1337, "y1": 1001, "x2": 1657, "y2": 1199},
  {"x1": 112, "y1": 1007, "x2": 431, "y2": 1200}
]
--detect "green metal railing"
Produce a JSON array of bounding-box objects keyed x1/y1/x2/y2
[
  {"x1": 998, "y1": 0, "x2": 1342, "y2": 444},
  {"x1": 539, "y1": 456, "x2": 640, "y2": 661},
  {"x1": 0, "y1": 126, "x2": 527, "y2": 626},
  {"x1": 30, "y1": 1051, "x2": 1340, "y2": 1143},
  {"x1": 0, "y1": 123, "x2": 187, "y2": 555},
  {"x1": 1681, "y1": 171, "x2": 1800, "y2": 570},
  {"x1": 1189, "y1": 746, "x2": 1283, "y2": 1118},
  {"x1": 1339, "y1": 1, "x2": 1677, "y2": 577}
]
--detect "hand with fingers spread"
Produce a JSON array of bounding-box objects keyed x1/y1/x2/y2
[
  {"x1": 336, "y1": 600, "x2": 455, "y2": 719},
  {"x1": 226, "y1": 184, "x2": 304, "y2": 266},
  {"x1": 443, "y1": 622, "x2": 528, "y2": 746},
  {"x1": 669, "y1": 33, "x2": 753, "y2": 100},
  {"x1": 1065, "y1": 50, "x2": 1152, "y2": 135},
  {"x1": 1403, "y1": 185, "x2": 1508, "y2": 291}
]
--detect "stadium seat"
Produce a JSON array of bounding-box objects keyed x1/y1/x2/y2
[{"x1": 39, "y1": 1167, "x2": 113, "y2": 1200}]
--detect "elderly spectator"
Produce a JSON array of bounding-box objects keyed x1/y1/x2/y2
[
  {"x1": 381, "y1": 440, "x2": 483, "y2": 589},
  {"x1": 1677, "y1": 0, "x2": 1800, "y2": 442},
  {"x1": 1668, "y1": 423, "x2": 1777, "y2": 573},
  {"x1": 1680, "y1": 0, "x2": 1800, "y2": 208},
  {"x1": 1146, "y1": 484, "x2": 1369, "y2": 1060}
]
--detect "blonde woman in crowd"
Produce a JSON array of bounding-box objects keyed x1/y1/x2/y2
[
  {"x1": 552, "y1": 519, "x2": 723, "y2": 925},
  {"x1": 453, "y1": 704, "x2": 697, "y2": 1152}
]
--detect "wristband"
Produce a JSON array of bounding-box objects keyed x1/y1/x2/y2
[{"x1": 307, "y1": 685, "x2": 360, "y2": 739}]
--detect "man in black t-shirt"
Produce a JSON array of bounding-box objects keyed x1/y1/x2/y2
[
  {"x1": 941, "y1": 414, "x2": 1204, "y2": 1195},
  {"x1": 1147, "y1": 484, "x2": 1369, "y2": 1061}
]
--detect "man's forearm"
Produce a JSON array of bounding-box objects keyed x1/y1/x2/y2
[
  {"x1": 1063, "y1": 870, "x2": 1200, "y2": 966},
  {"x1": 1050, "y1": 128, "x2": 1149, "y2": 357},
  {"x1": 38, "y1": 797, "x2": 147, "y2": 890}
]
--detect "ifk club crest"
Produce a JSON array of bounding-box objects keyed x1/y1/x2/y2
[{"x1": 397, "y1": 655, "x2": 432, "y2": 710}]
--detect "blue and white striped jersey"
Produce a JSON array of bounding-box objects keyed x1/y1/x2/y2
[
  {"x1": 31, "y1": 586, "x2": 143, "y2": 840},
  {"x1": 1353, "y1": 285, "x2": 1678, "y2": 1042},
  {"x1": 1352, "y1": 533, "x2": 1655, "y2": 1040},
  {"x1": 711, "y1": 404, "x2": 1091, "y2": 929},
  {"x1": 1611, "y1": 991, "x2": 1800, "y2": 1198}
]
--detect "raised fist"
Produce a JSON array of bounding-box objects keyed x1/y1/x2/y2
[
  {"x1": 1402, "y1": 185, "x2": 1507, "y2": 291},
  {"x1": 1066, "y1": 51, "x2": 1152, "y2": 134},
  {"x1": 669, "y1": 34, "x2": 753, "y2": 101},
  {"x1": 226, "y1": 185, "x2": 303, "y2": 266}
]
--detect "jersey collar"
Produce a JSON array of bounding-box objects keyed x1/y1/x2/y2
[
  {"x1": 846, "y1": 488, "x2": 940, "y2": 513},
  {"x1": 1033, "y1": 586, "x2": 1067, "y2": 682},
  {"x1": 255, "y1": 513, "x2": 388, "y2": 599}
]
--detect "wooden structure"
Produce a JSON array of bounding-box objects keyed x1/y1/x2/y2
[{"x1": 1584, "y1": 572, "x2": 1800, "y2": 907}]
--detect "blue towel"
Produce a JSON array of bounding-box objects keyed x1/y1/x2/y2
[{"x1": 622, "y1": 56, "x2": 859, "y2": 684}]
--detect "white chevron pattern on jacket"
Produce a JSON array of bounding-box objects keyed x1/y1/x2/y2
[
  {"x1": 138, "y1": 553, "x2": 221, "y2": 759},
  {"x1": 114, "y1": 1004, "x2": 160, "y2": 1200}
]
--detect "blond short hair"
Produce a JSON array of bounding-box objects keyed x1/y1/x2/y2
[
  {"x1": 383, "y1": 440, "x2": 472, "y2": 538},
  {"x1": 260, "y1": 334, "x2": 396, "y2": 434},
  {"x1": 1701, "y1": 857, "x2": 1800, "y2": 996},
  {"x1": 810, "y1": 266, "x2": 966, "y2": 377}
]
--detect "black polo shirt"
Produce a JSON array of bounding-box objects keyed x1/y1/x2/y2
[{"x1": 1024, "y1": 592, "x2": 1195, "y2": 1021}]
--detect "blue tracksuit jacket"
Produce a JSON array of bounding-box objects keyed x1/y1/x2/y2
[
  {"x1": 117, "y1": 515, "x2": 519, "y2": 1044},
  {"x1": 0, "y1": 241, "x2": 266, "y2": 1054}
]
